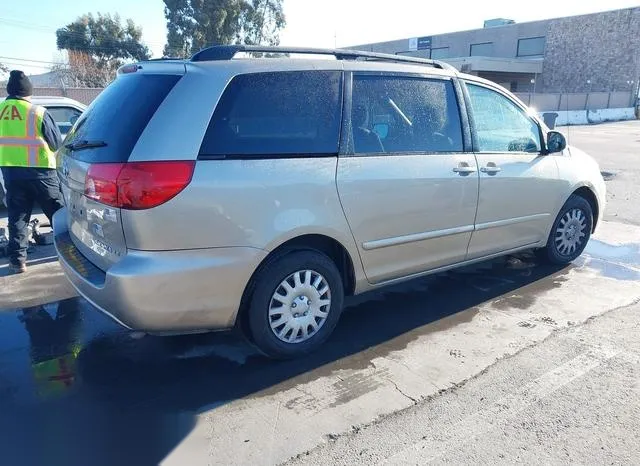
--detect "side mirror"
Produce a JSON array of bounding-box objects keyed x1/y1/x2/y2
[{"x1": 546, "y1": 131, "x2": 566, "y2": 154}]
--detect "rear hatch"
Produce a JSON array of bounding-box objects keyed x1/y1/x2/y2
[{"x1": 58, "y1": 64, "x2": 185, "y2": 271}]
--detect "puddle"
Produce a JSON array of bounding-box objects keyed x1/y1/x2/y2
[
  {"x1": 585, "y1": 239, "x2": 640, "y2": 267},
  {"x1": 575, "y1": 255, "x2": 640, "y2": 281}
]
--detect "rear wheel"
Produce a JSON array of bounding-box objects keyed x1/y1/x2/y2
[
  {"x1": 247, "y1": 250, "x2": 344, "y2": 359},
  {"x1": 537, "y1": 194, "x2": 593, "y2": 265}
]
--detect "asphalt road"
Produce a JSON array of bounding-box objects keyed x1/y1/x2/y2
[
  {"x1": 287, "y1": 300, "x2": 640, "y2": 465},
  {"x1": 0, "y1": 121, "x2": 639, "y2": 466},
  {"x1": 562, "y1": 121, "x2": 640, "y2": 226}
]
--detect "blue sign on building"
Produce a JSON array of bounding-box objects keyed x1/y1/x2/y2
[{"x1": 417, "y1": 36, "x2": 432, "y2": 50}]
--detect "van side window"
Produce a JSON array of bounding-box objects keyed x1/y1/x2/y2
[
  {"x1": 466, "y1": 83, "x2": 541, "y2": 153},
  {"x1": 200, "y1": 71, "x2": 342, "y2": 157},
  {"x1": 351, "y1": 76, "x2": 463, "y2": 154}
]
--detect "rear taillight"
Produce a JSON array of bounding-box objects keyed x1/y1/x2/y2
[{"x1": 85, "y1": 161, "x2": 195, "y2": 210}]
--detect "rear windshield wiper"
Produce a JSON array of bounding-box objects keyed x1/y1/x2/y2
[{"x1": 65, "y1": 140, "x2": 108, "y2": 151}]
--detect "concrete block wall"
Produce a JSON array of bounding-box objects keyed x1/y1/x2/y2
[{"x1": 542, "y1": 7, "x2": 640, "y2": 93}]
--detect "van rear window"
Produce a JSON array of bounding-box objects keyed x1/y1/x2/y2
[
  {"x1": 64, "y1": 73, "x2": 181, "y2": 163},
  {"x1": 199, "y1": 71, "x2": 342, "y2": 158}
]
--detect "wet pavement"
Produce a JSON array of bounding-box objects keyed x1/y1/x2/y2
[
  {"x1": 0, "y1": 260, "x2": 561, "y2": 465},
  {"x1": 1, "y1": 220, "x2": 640, "y2": 466}
]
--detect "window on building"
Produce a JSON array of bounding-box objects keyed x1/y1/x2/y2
[
  {"x1": 199, "y1": 71, "x2": 343, "y2": 157},
  {"x1": 430, "y1": 47, "x2": 450, "y2": 59},
  {"x1": 351, "y1": 75, "x2": 463, "y2": 154},
  {"x1": 470, "y1": 42, "x2": 493, "y2": 57},
  {"x1": 517, "y1": 37, "x2": 546, "y2": 57}
]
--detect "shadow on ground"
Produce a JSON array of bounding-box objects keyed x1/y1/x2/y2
[{"x1": 0, "y1": 251, "x2": 573, "y2": 466}]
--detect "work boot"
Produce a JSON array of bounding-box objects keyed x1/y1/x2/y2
[{"x1": 9, "y1": 262, "x2": 27, "y2": 274}]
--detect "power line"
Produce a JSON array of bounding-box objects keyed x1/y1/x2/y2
[
  {"x1": 0, "y1": 18, "x2": 53, "y2": 33},
  {"x1": 0, "y1": 53, "x2": 159, "y2": 68},
  {"x1": 0, "y1": 61, "x2": 55, "y2": 71},
  {"x1": 0, "y1": 56, "x2": 62, "y2": 65},
  {"x1": 0, "y1": 16, "x2": 166, "y2": 49}
]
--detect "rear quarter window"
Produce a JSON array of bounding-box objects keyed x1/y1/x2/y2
[
  {"x1": 199, "y1": 71, "x2": 343, "y2": 158},
  {"x1": 64, "y1": 73, "x2": 181, "y2": 163}
]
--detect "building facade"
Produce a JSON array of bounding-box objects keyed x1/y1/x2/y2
[{"x1": 348, "y1": 7, "x2": 640, "y2": 95}]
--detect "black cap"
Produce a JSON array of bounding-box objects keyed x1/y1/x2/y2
[{"x1": 6, "y1": 70, "x2": 33, "y2": 98}]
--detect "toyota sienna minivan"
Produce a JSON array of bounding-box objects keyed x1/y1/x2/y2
[{"x1": 54, "y1": 45, "x2": 606, "y2": 358}]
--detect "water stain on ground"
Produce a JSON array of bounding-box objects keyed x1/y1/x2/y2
[
  {"x1": 491, "y1": 273, "x2": 570, "y2": 311},
  {"x1": 329, "y1": 371, "x2": 387, "y2": 408}
]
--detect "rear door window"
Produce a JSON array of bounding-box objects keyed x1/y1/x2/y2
[
  {"x1": 199, "y1": 71, "x2": 343, "y2": 158},
  {"x1": 64, "y1": 73, "x2": 181, "y2": 162},
  {"x1": 351, "y1": 75, "x2": 463, "y2": 154}
]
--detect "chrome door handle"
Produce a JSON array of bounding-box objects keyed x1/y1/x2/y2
[
  {"x1": 453, "y1": 165, "x2": 477, "y2": 175},
  {"x1": 480, "y1": 165, "x2": 502, "y2": 175}
]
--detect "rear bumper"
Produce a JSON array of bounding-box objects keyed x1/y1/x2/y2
[{"x1": 53, "y1": 208, "x2": 267, "y2": 333}]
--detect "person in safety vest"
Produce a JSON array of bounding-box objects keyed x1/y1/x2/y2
[{"x1": 0, "y1": 70, "x2": 63, "y2": 274}]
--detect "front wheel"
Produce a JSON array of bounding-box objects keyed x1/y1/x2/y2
[
  {"x1": 247, "y1": 250, "x2": 344, "y2": 359},
  {"x1": 537, "y1": 195, "x2": 593, "y2": 265}
]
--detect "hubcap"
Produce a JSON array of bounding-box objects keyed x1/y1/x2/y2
[
  {"x1": 554, "y1": 208, "x2": 588, "y2": 256},
  {"x1": 268, "y1": 269, "x2": 331, "y2": 344}
]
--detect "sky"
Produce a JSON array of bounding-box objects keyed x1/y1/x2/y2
[{"x1": 1, "y1": 0, "x2": 639, "y2": 77}]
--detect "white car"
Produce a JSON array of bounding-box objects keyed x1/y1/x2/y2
[{"x1": 0, "y1": 96, "x2": 86, "y2": 207}]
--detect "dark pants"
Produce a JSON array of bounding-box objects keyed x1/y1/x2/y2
[{"x1": 6, "y1": 177, "x2": 64, "y2": 266}]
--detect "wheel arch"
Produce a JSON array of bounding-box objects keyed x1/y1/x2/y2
[
  {"x1": 236, "y1": 233, "x2": 357, "y2": 334},
  {"x1": 571, "y1": 185, "x2": 600, "y2": 233}
]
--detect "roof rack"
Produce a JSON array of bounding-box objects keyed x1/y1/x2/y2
[{"x1": 190, "y1": 45, "x2": 455, "y2": 71}]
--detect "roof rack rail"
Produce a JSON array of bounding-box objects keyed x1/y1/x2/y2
[
  {"x1": 190, "y1": 45, "x2": 455, "y2": 71},
  {"x1": 146, "y1": 57, "x2": 184, "y2": 61}
]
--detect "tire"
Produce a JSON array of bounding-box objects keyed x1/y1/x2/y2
[
  {"x1": 537, "y1": 194, "x2": 593, "y2": 265},
  {"x1": 247, "y1": 250, "x2": 344, "y2": 359}
]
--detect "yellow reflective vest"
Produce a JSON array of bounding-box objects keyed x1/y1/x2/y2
[{"x1": 0, "y1": 98, "x2": 56, "y2": 169}]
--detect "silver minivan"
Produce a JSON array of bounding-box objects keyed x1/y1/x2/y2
[{"x1": 54, "y1": 46, "x2": 606, "y2": 358}]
